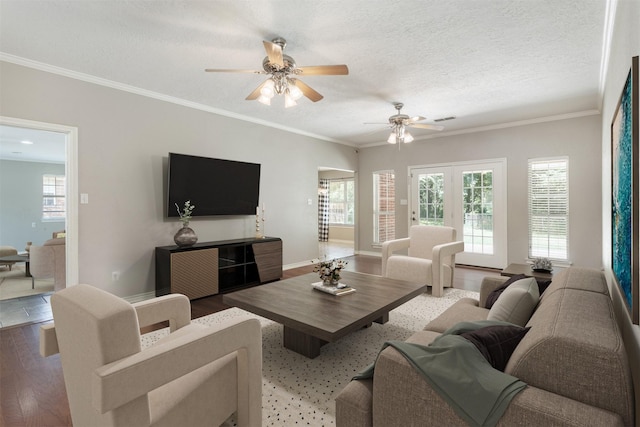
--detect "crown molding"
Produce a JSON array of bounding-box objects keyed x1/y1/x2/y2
[
  {"x1": 358, "y1": 109, "x2": 601, "y2": 149},
  {"x1": 0, "y1": 53, "x2": 354, "y2": 146}
]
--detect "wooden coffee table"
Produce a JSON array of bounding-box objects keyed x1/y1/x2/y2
[{"x1": 223, "y1": 271, "x2": 428, "y2": 358}]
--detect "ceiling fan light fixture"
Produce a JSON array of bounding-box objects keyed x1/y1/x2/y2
[
  {"x1": 284, "y1": 93, "x2": 297, "y2": 108},
  {"x1": 287, "y1": 79, "x2": 303, "y2": 100},
  {"x1": 403, "y1": 131, "x2": 414, "y2": 143},
  {"x1": 260, "y1": 78, "x2": 276, "y2": 98},
  {"x1": 257, "y1": 94, "x2": 272, "y2": 105},
  {"x1": 387, "y1": 132, "x2": 397, "y2": 144}
]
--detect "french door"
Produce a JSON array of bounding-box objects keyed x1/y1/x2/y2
[{"x1": 410, "y1": 159, "x2": 507, "y2": 268}]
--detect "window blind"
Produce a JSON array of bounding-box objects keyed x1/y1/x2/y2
[
  {"x1": 528, "y1": 159, "x2": 568, "y2": 260},
  {"x1": 42, "y1": 174, "x2": 66, "y2": 220},
  {"x1": 373, "y1": 171, "x2": 395, "y2": 244}
]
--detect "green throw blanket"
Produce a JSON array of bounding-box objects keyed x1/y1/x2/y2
[{"x1": 353, "y1": 320, "x2": 527, "y2": 427}]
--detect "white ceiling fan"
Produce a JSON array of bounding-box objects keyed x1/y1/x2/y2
[
  {"x1": 205, "y1": 37, "x2": 349, "y2": 107},
  {"x1": 365, "y1": 102, "x2": 444, "y2": 145}
]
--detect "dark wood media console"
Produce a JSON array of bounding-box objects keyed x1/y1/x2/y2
[{"x1": 155, "y1": 237, "x2": 282, "y2": 300}]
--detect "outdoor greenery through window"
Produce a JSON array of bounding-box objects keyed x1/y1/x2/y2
[
  {"x1": 463, "y1": 170, "x2": 494, "y2": 254},
  {"x1": 43, "y1": 174, "x2": 66, "y2": 221},
  {"x1": 528, "y1": 158, "x2": 568, "y2": 260},
  {"x1": 373, "y1": 171, "x2": 395, "y2": 244},
  {"x1": 419, "y1": 173, "x2": 445, "y2": 226},
  {"x1": 328, "y1": 179, "x2": 354, "y2": 224}
]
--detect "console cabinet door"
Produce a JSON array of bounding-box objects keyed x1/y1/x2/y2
[
  {"x1": 170, "y1": 248, "x2": 218, "y2": 300},
  {"x1": 253, "y1": 241, "x2": 282, "y2": 282}
]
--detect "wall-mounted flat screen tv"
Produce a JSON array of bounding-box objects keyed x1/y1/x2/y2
[{"x1": 167, "y1": 152, "x2": 260, "y2": 217}]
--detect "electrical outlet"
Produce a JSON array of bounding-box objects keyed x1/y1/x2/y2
[{"x1": 112, "y1": 271, "x2": 120, "y2": 281}]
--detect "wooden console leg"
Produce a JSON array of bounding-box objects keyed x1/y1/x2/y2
[{"x1": 283, "y1": 326, "x2": 327, "y2": 358}]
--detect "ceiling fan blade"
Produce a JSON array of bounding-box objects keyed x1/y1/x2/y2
[
  {"x1": 360, "y1": 126, "x2": 392, "y2": 137},
  {"x1": 297, "y1": 65, "x2": 349, "y2": 75},
  {"x1": 407, "y1": 123, "x2": 445, "y2": 131},
  {"x1": 245, "y1": 80, "x2": 269, "y2": 100},
  {"x1": 263, "y1": 40, "x2": 284, "y2": 67},
  {"x1": 408, "y1": 115, "x2": 426, "y2": 123},
  {"x1": 292, "y1": 79, "x2": 323, "y2": 102},
  {"x1": 205, "y1": 68, "x2": 263, "y2": 73}
]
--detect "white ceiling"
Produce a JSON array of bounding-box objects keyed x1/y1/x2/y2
[
  {"x1": 0, "y1": 0, "x2": 607, "y2": 153},
  {"x1": 0, "y1": 125, "x2": 66, "y2": 163}
]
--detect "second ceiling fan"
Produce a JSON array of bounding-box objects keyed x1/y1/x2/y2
[
  {"x1": 365, "y1": 102, "x2": 444, "y2": 144},
  {"x1": 205, "y1": 37, "x2": 349, "y2": 107}
]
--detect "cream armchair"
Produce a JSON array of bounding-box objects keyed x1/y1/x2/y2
[
  {"x1": 40, "y1": 284, "x2": 262, "y2": 427},
  {"x1": 382, "y1": 225, "x2": 464, "y2": 297},
  {"x1": 29, "y1": 237, "x2": 66, "y2": 290}
]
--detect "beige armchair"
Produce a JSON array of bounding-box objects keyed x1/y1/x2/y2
[
  {"x1": 382, "y1": 225, "x2": 464, "y2": 297},
  {"x1": 40, "y1": 284, "x2": 262, "y2": 427},
  {"x1": 29, "y1": 237, "x2": 66, "y2": 290}
]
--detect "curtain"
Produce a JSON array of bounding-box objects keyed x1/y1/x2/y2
[{"x1": 318, "y1": 179, "x2": 330, "y2": 242}]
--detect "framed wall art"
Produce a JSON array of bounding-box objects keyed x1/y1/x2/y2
[{"x1": 611, "y1": 56, "x2": 639, "y2": 325}]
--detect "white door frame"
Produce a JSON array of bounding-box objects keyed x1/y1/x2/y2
[
  {"x1": 409, "y1": 158, "x2": 508, "y2": 268},
  {"x1": 1, "y1": 116, "x2": 79, "y2": 286}
]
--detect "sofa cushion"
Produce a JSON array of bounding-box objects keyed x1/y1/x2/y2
[
  {"x1": 507, "y1": 287, "x2": 634, "y2": 426},
  {"x1": 425, "y1": 298, "x2": 489, "y2": 333},
  {"x1": 541, "y1": 267, "x2": 609, "y2": 300},
  {"x1": 385, "y1": 255, "x2": 432, "y2": 284},
  {"x1": 484, "y1": 274, "x2": 527, "y2": 308},
  {"x1": 486, "y1": 277, "x2": 539, "y2": 326},
  {"x1": 461, "y1": 324, "x2": 530, "y2": 371}
]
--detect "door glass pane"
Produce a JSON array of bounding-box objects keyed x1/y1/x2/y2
[
  {"x1": 418, "y1": 173, "x2": 444, "y2": 226},
  {"x1": 462, "y1": 170, "x2": 494, "y2": 254}
]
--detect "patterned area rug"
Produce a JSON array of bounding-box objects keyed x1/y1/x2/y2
[{"x1": 141, "y1": 287, "x2": 478, "y2": 426}]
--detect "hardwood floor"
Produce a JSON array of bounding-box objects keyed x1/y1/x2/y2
[{"x1": 0, "y1": 255, "x2": 497, "y2": 426}]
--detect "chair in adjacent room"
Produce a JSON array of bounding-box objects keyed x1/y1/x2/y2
[
  {"x1": 29, "y1": 237, "x2": 66, "y2": 290},
  {"x1": 40, "y1": 284, "x2": 263, "y2": 427},
  {"x1": 381, "y1": 225, "x2": 464, "y2": 297}
]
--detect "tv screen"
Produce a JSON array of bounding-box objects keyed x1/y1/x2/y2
[{"x1": 167, "y1": 153, "x2": 260, "y2": 217}]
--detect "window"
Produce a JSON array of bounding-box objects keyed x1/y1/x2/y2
[
  {"x1": 462, "y1": 169, "x2": 494, "y2": 254},
  {"x1": 373, "y1": 171, "x2": 395, "y2": 244},
  {"x1": 528, "y1": 158, "x2": 568, "y2": 260},
  {"x1": 43, "y1": 174, "x2": 66, "y2": 221},
  {"x1": 418, "y1": 172, "x2": 445, "y2": 226},
  {"x1": 328, "y1": 179, "x2": 355, "y2": 225}
]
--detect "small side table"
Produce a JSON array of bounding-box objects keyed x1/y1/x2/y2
[{"x1": 501, "y1": 263, "x2": 562, "y2": 281}]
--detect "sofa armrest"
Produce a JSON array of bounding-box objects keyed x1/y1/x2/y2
[
  {"x1": 478, "y1": 276, "x2": 509, "y2": 308},
  {"x1": 132, "y1": 293, "x2": 191, "y2": 332},
  {"x1": 371, "y1": 344, "x2": 625, "y2": 426},
  {"x1": 92, "y1": 316, "x2": 262, "y2": 419},
  {"x1": 381, "y1": 237, "x2": 410, "y2": 276}
]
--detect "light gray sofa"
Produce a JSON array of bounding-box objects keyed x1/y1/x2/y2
[{"x1": 335, "y1": 267, "x2": 635, "y2": 426}]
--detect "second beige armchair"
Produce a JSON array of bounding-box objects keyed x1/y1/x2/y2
[
  {"x1": 382, "y1": 225, "x2": 464, "y2": 297},
  {"x1": 29, "y1": 237, "x2": 66, "y2": 291}
]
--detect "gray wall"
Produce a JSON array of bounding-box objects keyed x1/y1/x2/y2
[
  {"x1": 0, "y1": 61, "x2": 358, "y2": 298},
  {"x1": 600, "y1": 0, "x2": 640, "y2": 419},
  {"x1": 0, "y1": 159, "x2": 66, "y2": 249},
  {"x1": 357, "y1": 114, "x2": 602, "y2": 269}
]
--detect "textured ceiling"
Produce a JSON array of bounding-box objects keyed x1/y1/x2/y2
[{"x1": 0, "y1": 0, "x2": 606, "y2": 148}]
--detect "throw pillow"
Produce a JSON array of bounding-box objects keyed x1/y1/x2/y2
[
  {"x1": 461, "y1": 324, "x2": 531, "y2": 371},
  {"x1": 485, "y1": 274, "x2": 528, "y2": 309},
  {"x1": 486, "y1": 277, "x2": 539, "y2": 327}
]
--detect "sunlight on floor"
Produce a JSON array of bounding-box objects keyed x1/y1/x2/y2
[{"x1": 319, "y1": 240, "x2": 354, "y2": 260}]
